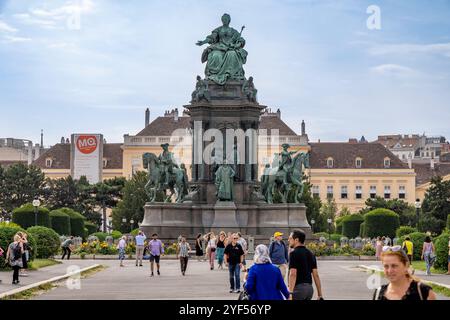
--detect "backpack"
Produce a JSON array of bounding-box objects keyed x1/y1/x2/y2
[
  {"x1": 12, "y1": 243, "x2": 22, "y2": 261},
  {"x1": 269, "y1": 240, "x2": 286, "y2": 256}
]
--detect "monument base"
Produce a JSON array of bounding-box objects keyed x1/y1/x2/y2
[{"x1": 140, "y1": 202, "x2": 312, "y2": 243}]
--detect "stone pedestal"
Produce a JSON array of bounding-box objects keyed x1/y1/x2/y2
[{"x1": 212, "y1": 201, "x2": 238, "y2": 232}]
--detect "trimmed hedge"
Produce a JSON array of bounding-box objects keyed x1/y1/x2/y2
[
  {"x1": 27, "y1": 226, "x2": 60, "y2": 259},
  {"x1": 359, "y1": 222, "x2": 366, "y2": 237},
  {"x1": 396, "y1": 226, "x2": 418, "y2": 238},
  {"x1": 335, "y1": 216, "x2": 345, "y2": 235},
  {"x1": 434, "y1": 232, "x2": 450, "y2": 271},
  {"x1": 330, "y1": 233, "x2": 343, "y2": 244},
  {"x1": 84, "y1": 222, "x2": 98, "y2": 236},
  {"x1": 399, "y1": 232, "x2": 427, "y2": 261},
  {"x1": 447, "y1": 214, "x2": 450, "y2": 231},
  {"x1": 91, "y1": 232, "x2": 108, "y2": 242},
  {"x1": 342, "y1": 214, "x2": 364, "y2": 238},
  {"x1": 0, "y1": 226, "x2": 37, "y2": 269},
  {"x1": 59, "y1": 208, "x2": 85, "y2": 237},
  {"x1": 12, "y1": 203, "x2": 51, "y2": 229},
  {"x1": 50, "y1": 210, "x2": 71, "y2": 236},
  {"x1": 364, "y1": 209, "x2": 399, "y2": 238},
  {"x1": 131, "y1": 228, "x2": 140, "y2": 236},
  {"x1": 111, "y1": 230, "x2": 122, "y2": 240}
]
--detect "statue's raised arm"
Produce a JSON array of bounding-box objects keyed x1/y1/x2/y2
[{"x1": 196, "y1": 13, "x2": 248, "y2": 85}]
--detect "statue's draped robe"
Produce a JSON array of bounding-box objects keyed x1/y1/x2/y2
[
  {"x1": 202, "y1": 26, "x2": 247, "y2": 85},
  {"x1": 215, "y1": 165, "x2": 235, "y2": 200}
]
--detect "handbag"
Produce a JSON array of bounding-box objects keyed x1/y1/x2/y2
[{"x1": 238, "y1": 288, "x2": 250, "y2": 301}]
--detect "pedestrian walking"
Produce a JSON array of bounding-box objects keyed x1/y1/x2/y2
[
  {"x1": 216, "y1": 231, "x2": 226, "y2": 269},
  {"x1": 61, "y1": 236, "x2": 74, "y2": 260},
  {"x1": 236, "y1": 232, "x2": 248, "y2": 272},
  {"x1": 204, "y1": 232, "x2": 217, "y2": 270},
  {"x1": 373, "y1": 245, "x2": 436, "y2": 300},
  {"x1": 6, "y1": 234, "x2": 24, "y2": 285},
  {"x1": 148, "y1": 233, "x2": 164, "y2": 276},
  {"x1": 224, "y1": 233, "x2": 244, "y2": 293},
  {"x1": 244, "y1": 244, "x2": 289, "y2": 300},
  {"x1": 117, "y1": 236, "x2": 126, "y2": 267},
  {"x1": 17, "y1": 232, "x2": 30, "y2": 277},
  {"x1": 176, "y1": 236, "x2": 191, "y2": 276},
  {"x1": 269, "y1": 231, "x2": 289, "y2": 281},
  {"x1": 195, "y1": 233, "x2": 204, "y2": 262},
  {"x1": 135, "y1": 231, "x2": 146, "y2": 267},
  {"x1": 421, "y1": 236, "x2": 436, "y2": 276},
  {"x1": 375, "y1": 236, "x2": 383, "y2": 261},
  {"x1": 288, "y1": 229, "x2": 323, "y2": 300},
  {"x1": 0, "y1": 245, "x2": 4, "y2": 284}
]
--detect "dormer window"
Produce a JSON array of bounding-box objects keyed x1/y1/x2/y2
[
  {"x1": 355, "y1": 157, "x2": 362, "y2": 168},
  {"x1": 326, "y1": 157, "x2": 334, "y2": 168},
  {"x1": 384, "y1": 157, "x2": 391, "y2": 168},
  {"x1": 45, "y1": 158, "x2": 53, "y2": 168}
]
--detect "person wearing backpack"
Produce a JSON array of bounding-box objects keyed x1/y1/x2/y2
[
  {"x1": 6, "y1": 234, "x2": 24, "y2": 285},
  {"x1": 269, "y1": 232, "x2": 289, "y2": 281}
]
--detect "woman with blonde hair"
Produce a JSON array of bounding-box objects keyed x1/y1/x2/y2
[
  {"x1": 6, "y1": 234, "x2": 24, "y2": 284},
  {"x1": 373, "y1": 245, "x2": 436, "y2": 300}
]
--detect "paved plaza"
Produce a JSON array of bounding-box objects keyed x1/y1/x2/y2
[{"x1": 1, "y1": 259, "x2": 447, "y2": 300}]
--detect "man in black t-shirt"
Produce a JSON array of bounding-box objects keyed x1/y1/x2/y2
[
  {"x1": 224, "y1": 233, "x2": 244, "y2": 293},
  {"x1": 288, "y1": 229, "x2": 323, "y2": 300}
]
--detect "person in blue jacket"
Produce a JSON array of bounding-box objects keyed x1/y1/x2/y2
[{"x1": 244, "y1": 244, "x2": 290, "y2": 300}]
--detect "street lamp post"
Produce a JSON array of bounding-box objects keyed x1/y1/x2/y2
[
  {"x1": 311, "y1": 219, "x2": 315, "y2": 234},
  {"x1": 130, "y1": 219, "x2": 134, "y2": 232},
  {"x1": 415, "y1": 199, "x2": 421, "y2": 229},
  {"x1": 32, "y1": 198, "x2": 41, "y2": 226},
  {"x1": 122, "y1": 218, "x2": 127, "y2": 232},
  {"x1": 327, "y1": 218, "x2": 332, "y2": 240}
]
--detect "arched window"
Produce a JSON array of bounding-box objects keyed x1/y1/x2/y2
[
  {"x1": 326, "y1": 157, "x2": 334, "y2": 168},
  {"x1": 45, "y1": 158, "x2": 52, "y2": 168},
  {"x1": 384, "y1": 157, "x2": 391, "y2": 168},
  {"x1": 355, "y1": 157, "x2": 362, "y2": 168}
]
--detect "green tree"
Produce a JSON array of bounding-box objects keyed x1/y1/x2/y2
[
  {"x1": 320, "y1": 197, "x2": 338, "y2": 234},
  {"x1": 44, "y1": 176, "x2": 79, "y2": 209},
  {"x1": 361, "y1": 196, "x2": 416, "y2": 226},
  {"x1": 112, "y1": 171, "x2": 147, "y2": 233},
  {"x1": 421, "y1": 176, "x2": 450, "y2": 233},
  {"x1": 0, "y1": 163, "x2": 45, "y2": 213},
  {"x1": 300, "y1": 181, "x2": 323, "y2": 233}
]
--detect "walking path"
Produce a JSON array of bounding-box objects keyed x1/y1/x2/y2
[{"x1": 1, "y1": 259, "x2": 449, "y2": 300}]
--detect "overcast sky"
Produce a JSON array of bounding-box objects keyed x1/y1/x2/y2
[{"x1": 1, "y1": 0, "x2": 449, "y2": 147}]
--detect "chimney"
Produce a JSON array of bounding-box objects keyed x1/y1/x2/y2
[
  {"x1": 430, "y1": 158, "x2": 435, "y2": 170},
  {"x1": 276, "y1": 108, "x2": 281, "y2": 118},
  {"x1": 40, "y1": 129, "x2": 43, "y2": 148},
  {"x1": 301, "y1": 120, "x2": 306, "y2": 135},
  {"x1": 145, "y1": 108, "x2": 150, "y2": 127},
  {"x1": 174, "y1": 108, "x2": 179, "y2": 122},
  {"x1": 349, "y1": 138, "x2": 358, "y2": 144},
  {"x1": 61, "y1": 137, "x2": 65, "y2": 144},
  {"x1": 66, "y1": 138, "x2": 70, "y2": 144},
  {"x1": 318, "y1": 139, "x2": 321, "y2": 143}
]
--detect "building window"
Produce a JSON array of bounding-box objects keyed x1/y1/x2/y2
[
  {"x1": 355, "y1": 158, "x2": 362, "y2": 168},
  {"x1": 103, "y1": 158, "x2": 108, "y2": 168},
  {"x1": 326, "y1": 158, "x2": 334, "y2": 168},
  {"x1": 384, "y1": 186, "x2": 391, "y2": 199},
  {"x1": 384, "y1": 158, "x2": 391, "y2": 168},
  {"x1": 355, "y1": 185, "x2": 362, "y2": 199},
  {"x1": 399, "y1": 186, "x2": 406, "y2": 199},
  {"x1": 341, "y1": 186, "x2": 348, "y2": 199},
  {"x1": 312, "y1": 185, "x2": 319, "y2": 197},
  {"x1": 370, "y1": 186, "x2": 377, "y2": 199},
  {"x1": 45, "y1": 158, "x2": 52, "y2": 168},
  {"x1": 326, "y1": 185, "x2": 333, "y2": 199}
]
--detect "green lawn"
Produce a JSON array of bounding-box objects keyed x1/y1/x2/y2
[
  {"x1": 28, "y1": 259, "x2": 62, "y2": 270},
  {"x1": 411, "y1": 261, "x2": 447, "y2": 275}
]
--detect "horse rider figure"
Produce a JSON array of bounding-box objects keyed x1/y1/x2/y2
[
  {"x1": 278, "y1": 143, "x2": 297, "y2": 186},
  {"x1": 159, "y1": 143, "x2": 179, "y2": 186}
]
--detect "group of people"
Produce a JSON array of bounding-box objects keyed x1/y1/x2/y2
[
  {"x1": 375, "y1": 235, "x2": 440, "y2": 276},
  {"x1": 118, "y1": 232, "x2": 164, "y2": 277},
  {"x1": 0, "y1": 231, "x2": 31, "y2": 285}
]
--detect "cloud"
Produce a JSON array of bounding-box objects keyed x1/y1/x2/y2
[
  {"x1": 370, "y1": 64, "x2": 415, "y2": 76},
  {"x1": 2, "y1": 35, "x2": 31, "y2": 43},
  {"x1": 13, "y1": 0, "x2": 95, "y2": 29},
  {"x1": 0, "y1": 20, "x2": 17, "y2": 33},
  {"x1": 369, "y1": 42, "x2": 450, "y2": 58}
]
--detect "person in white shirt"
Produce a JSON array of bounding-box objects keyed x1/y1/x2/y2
[
  {"x1": 135, "y1": 231, "x2": 147, "y2": 267},
  {"x1": 117, "y1": 236, "x2": 127, "y2": 267}
]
